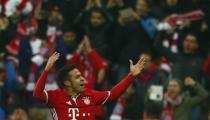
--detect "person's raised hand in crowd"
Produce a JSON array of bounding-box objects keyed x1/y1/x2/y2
[
  {"x1": 44, "y1": 52, "x2": 60, "y2": 72},
  {"x1": 129, "y1": 55, "x2": 148, "y2": 76},
  {"x1": 83, "y1": 35, "x2": 92, "y2": 53},
  {"x1": 95, "y1": 0, "x2": 102, "y2": 7},
  {"x1": 184, "y1": 77, "x2": 196, "y2": 86},
  {"x1": 76, "y1": 35, "x2": 92, "y2": 55},
  {"x1": 107, "y1": 0, "x2": 124, "y2": 8},
  {"x1": 85, "y1": 0, "x2": 102, "y2": 10},
  {"x1": 9, "y1": 108, "x2": 29, "y2": 120},
  {"x1": 76, "y1": 39, "x2": 86, "y2": 54}
]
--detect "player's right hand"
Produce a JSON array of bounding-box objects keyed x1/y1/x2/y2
[{"x1": 44, "y1": 52, "x2": 60, "y2": 71}]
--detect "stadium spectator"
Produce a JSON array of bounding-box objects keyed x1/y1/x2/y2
[
  {"x1": 143, "y1": 102, "x2": 163, "y2": 120},
  {"x1": 67, "y1": 35, "x2": 108, "y2": 89},
  {"x1": 163, "y1": 77, "x2": 208, "y2": 120},
  {"x1": 0, "y1": 0, "x2": 210, "y2": 119},
  {"x1": 9, "y1": 108, "x2": 29, "y2": 120},
  {"x1": 110, "y1": 83, "x2": 143, "y2": 120},
  {"x1": 155, "y1": 31, "x2": 204, "y2": 82}
]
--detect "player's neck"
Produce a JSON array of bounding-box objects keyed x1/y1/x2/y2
[{"x1": 64, "y1": 87, "x2": 80, "y2": 97}]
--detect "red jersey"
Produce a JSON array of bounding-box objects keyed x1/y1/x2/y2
[
  {"x1": 44, "y1": 89, "x2": 110, "y2": 120},
  {"x1": 34, "y1": 70, "x2": 135, "y2": 120}
]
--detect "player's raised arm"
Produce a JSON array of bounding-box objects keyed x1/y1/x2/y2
[
  {"x1": 108, "y1": 55, "x2": 148, "y2": 101},
  {"x1": 33, "y1": 52, "x2": 60, "y2": 101}
]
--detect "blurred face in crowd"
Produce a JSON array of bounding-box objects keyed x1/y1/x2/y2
[
  {"x1": 135, "y1": 0, "x2": 151, "y2": 16},
  {"x1": 140, "y1": 53, "x2": 152, "y2": 68},
  {"x1": 90, "y1": 11, "x2": 105, "y2": 28},
  {"x1": 0, "y1": 17, "x2": 9, "y2": 30},
  {"x1": 48, "y1": 11, "x2": 63, "y2": 27},
  {"x1": 166, "y1": 0, "x2": 178, "y2": 6},
  {"x1": 64, "y1": 32, "x2": 76, "y2": 44},
  {"x1": 168, "y1": 80, "x2": 181, "y2": 99},
  {"x1": 64, "y1": 69, "x2": 85, "y2": 94},
  {"x1": 183, "y1": 34, "x2": 198, "y2": 54},
  {"x1": 123, "y1": 84, "x2": 136, "y2": 98}
]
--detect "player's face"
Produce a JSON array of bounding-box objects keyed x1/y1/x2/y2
[
  {"x1": 69, "y1": 69, "x2": 85, "y2": 93},
  {"x1": 168, "y1": 80, "x2": 181, "y2": 99}
]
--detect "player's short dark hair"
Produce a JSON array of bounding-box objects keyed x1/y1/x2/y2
[{"x1": 57, "y1": 64, "x2": 76, "y2": 88}]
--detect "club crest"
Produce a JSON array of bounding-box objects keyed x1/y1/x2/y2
[
  {"x1": 66, "y1": 101, "x2": 72, "y2": 106},
  {"x1": 83, "y1": 97, "x2": 90, "y2": 105}
]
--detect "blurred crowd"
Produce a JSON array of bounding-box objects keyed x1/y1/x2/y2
[{"x1": 0, "y1": 0, "x2": 210, "y2": 120}]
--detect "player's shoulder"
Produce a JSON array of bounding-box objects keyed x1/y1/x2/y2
[
  {"x1": 82, "y1": 88, "x2": 108, "y2": 96},
  {"x1": 46, "y1": 89, "x2": 64, "y2": 95},
  {"x1": 82, "y1": 88, "x2": 96, "y2": 96}
]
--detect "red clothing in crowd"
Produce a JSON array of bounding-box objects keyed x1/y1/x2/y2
[
  {"x1": 0, "y1": 0, "x2": 3, "y2": 17},
  {"x1": 203, "y1": 57, "x2": 210, "y2": 77},
  {"x1": 4, "y1": 0, "x2": 32, "y2": 17},
  {"x1": 140, "y1": 64, "x2": 158, "y2": 82},
  {"x1": 67, "y1": 49, "x2": 108, "y2": 89}
]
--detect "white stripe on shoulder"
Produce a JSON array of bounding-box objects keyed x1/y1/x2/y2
[
  {"x1": 44, "y1": 90, "x2": 48, "y2": 104},
  {"x1": 102, "y1": 91, "x2": 111, "y2": 104},
  {"x1": 50, "y1": 108, "x2": 58, "y2": 120}
]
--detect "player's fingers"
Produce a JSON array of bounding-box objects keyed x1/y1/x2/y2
[
  {"x1": 55, "y1": 53, "x2": 60, "y2": 59},
  {"x1": 129, "y1": 59, "x2": 133, "y2": 66},
  {"x1": 55, "y1": 52, "x2": 60, "y2": 56},
  {"x1": 137, "y1": 57, "x2": 144, "y2": 65},
  {"x1": 52, "y1": 52, "x2": 56, "y2": 56},
  {"x1": 138, "y1": 58, "x2": 147, "y2": 68},
  {"x1": 142, "y1": 58, "x2": 147, "y2": 65}
]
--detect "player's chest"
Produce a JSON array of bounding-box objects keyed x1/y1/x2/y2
[{"x1": 55, "y1": 96, "x2": 96, "y2": 120}]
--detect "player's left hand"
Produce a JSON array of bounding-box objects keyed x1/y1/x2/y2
[
  {"x1": 44, "y1": 52, "x2": 60, "y2": 71},
  {"x1": 129, "y1": 55, "x2": 147, "y2": 76}
]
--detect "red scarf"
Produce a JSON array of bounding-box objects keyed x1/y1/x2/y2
[
  {"x1": 140, "y1": 64, "x2": 158, "y2": 82},
  {"x1": 163, "y1": 93, "x2": 182, "y2": 120},
  {"x1": 111, "y1": 97, "x2": 127, "y2": 118}
]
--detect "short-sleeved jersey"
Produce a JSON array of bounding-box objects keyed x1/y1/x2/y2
[{"x1": 44, "y1": 89, "x2": 110, "y2": 120}]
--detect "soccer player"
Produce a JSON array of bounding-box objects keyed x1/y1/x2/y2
[{"x1": 33, "y1": 52, "x2": 147, "y2": 120}]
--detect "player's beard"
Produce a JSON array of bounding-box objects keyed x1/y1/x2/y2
[
  {"x1": 72, "y1": 83, "x2": 85, "y2": 94},
  {"x1": 78, "y1": 84, "x2": 85, "y2": 93}
]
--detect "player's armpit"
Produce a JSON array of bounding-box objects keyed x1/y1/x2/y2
[
  {"x1": 34, "y1": 90, "x2": 48, "y2": 104},
  {"x1": 108, "y1": 73, "x2": 135, "y2": 101},
  {"x1": 92, "y1": 90, "x2": 110, "y2": 105}
]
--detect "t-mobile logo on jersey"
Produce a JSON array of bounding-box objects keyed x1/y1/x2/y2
[{"x1": 68, "y1": 108, "x2": 79, "y2": 120}]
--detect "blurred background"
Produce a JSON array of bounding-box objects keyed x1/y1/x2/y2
[{"x1": 0, "y1": 0, "x2": 210, "y2": 120}]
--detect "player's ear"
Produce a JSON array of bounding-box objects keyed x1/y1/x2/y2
[{"x1": 64, "y1": 80, "x2": 71, "y2": 87}]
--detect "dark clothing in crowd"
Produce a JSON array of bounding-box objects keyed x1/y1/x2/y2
[
  {"x1": 117, "y1": 21, "x2": 153, "y2": 65},
  {"x1": 169, "y1": 83, "x2": 208, "y2": 120},
  {"x1": 155, "y1": 31, "x2": 204, "y2": 81}
]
